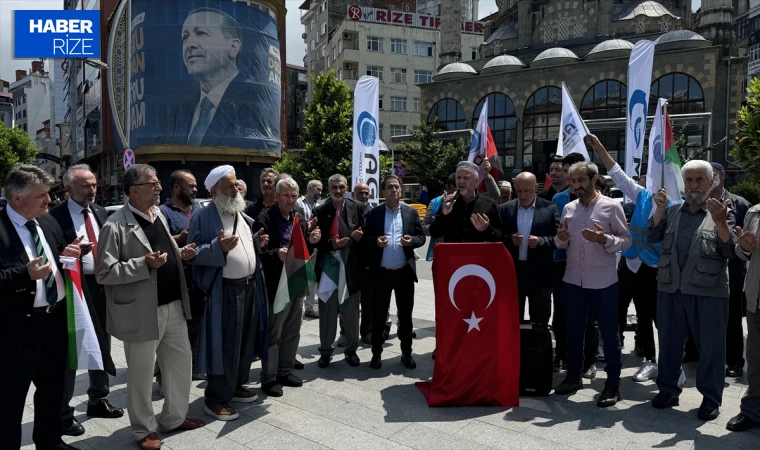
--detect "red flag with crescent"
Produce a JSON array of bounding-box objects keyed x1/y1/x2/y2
[{"x1": 416, "y1": 243, "x2": 520, "y2": 407}]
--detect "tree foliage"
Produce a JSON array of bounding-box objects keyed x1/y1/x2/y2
[
  {"x1": 274, "y1": 70, "x2": 353, "y2": 190},
  {"x1": 730, "y1": 181, "x2": 760, "y2": 205},
  {"x1": 398, "y1": 121, "x2": 469, "y2": 196},
  {"x1": 732, "y1": 77, "x2": 760, "y2": 182},
  {"x1": 0, "y1": 123, "x2": 38, "y2": 188}
]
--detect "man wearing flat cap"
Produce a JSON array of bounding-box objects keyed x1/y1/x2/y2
[{"x1": 188, "y1": 165, "x2": 269, "y2": 422}]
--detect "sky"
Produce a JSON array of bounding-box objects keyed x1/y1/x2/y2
[{"x1": 0, "y1": 0, "x2": 703, "y2": 82}]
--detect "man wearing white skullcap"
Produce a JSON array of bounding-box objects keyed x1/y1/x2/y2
[{"x1": 188, "y1": 165, "x2": 270, "y2": 422}]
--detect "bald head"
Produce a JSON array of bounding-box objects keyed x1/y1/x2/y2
[
  {"x1": 514, "y1": 172, "x2": 537, "y2": 208},
  {"x1": 353, "y1": 182, "x2": 370, "y2": 203}
]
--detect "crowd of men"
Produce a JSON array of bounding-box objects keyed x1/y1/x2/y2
[{"x1": 2, "y1": 131, "x2": 759, "y2": 449}]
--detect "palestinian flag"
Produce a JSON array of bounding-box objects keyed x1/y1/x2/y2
[
  {"x1": 646, "y1": 99, "x2": 684, "y2": 204},
  {"x1": 317, "y1": 212, "x2": 349, "y2": 311},
  {"x1": 273, "y1": 215, "x2": 316, "y2": 314},
  {"x1": 61, "y1": 257, "x2": 104, "y2": 371}
]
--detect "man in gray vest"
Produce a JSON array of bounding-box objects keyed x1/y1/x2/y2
[{"x1": 646, "y1": 160, "x2": 737, "y2": 421}]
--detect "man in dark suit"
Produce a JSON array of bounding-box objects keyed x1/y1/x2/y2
[
  {"x1": 313, "y1": 174, "x2": 366, "y2": 368},
  {"x1": 50, "y1": 164, "x2": 122, "y2": 436},
  {"x1": 171, "y1": 7, "x2": 279, "y2": 152},
  {"x1": 1, "y1": 165, "x2": 82, "y2": 450},
  {"x1": 501, "y1": 172, "x2": 560, "y2": 325},
  {"x1": 253, "y1": 178, "x2": 320, "y2": 397},
  {"x1": 363, "y1": 175, "x2": 426, "y2": 369}
]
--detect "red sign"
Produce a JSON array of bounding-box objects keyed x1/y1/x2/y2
[{"x1": 347, "y1": 5, "x2": 484, "y2": 35}]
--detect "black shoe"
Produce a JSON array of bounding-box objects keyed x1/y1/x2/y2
[
  {"x1": 432, "y1": 349, "x2": 436, "y2": 360},
  {"x1": 726, "y1": 413, "x2": 760, "y2": 432},
  {"x1": 412, "y1": 331, "x2": 417, "y2": 338},
  {"x1": 86, "y1": 399, "x2": 124, "y2": 419},
  {"x1": 698, "y1": 398, "x2": 720, "y2": 421},
  {"x1": 318, "y1": 355, "x2": 332, "y2": 368},
  {"x1": 382, "y1": 325, "x2": 390, "y2": 341},
  {"x1": 345, "y1": 352, "x2": 360, "y2": 367},
  {"x1": 261, "y1": 381, "x2": 284, "y2": 397},
  {"x1": 277, "y1": 373, "x2": 304, "y2": 387},
  {"x1": 370, "y1": 355, "x2": 382, "y2": 369},
  {"x1": 192, "y1": 372, "x2": 208, "y2": 381},
  {"x1": 401, "y1": 354, "x2": 416, "y2": 369},
  {"x1": 597, "y1": 384, "x2": 621, "y2": 407},
  {"x1": 294, "y1": 359, "x2": 305, "y2": 370},
  {"x1": 554, "y1": 376, "x2": 582, "y2": 395},
  {"x1": 652, "y1": 392, "x2": 679, "y2": 409},
  {"x1": 62, "y1": 417, "x2": 85, "y2": 436},
  {"x1": 726, "y1": 365, "x2": 744, "y2": 378}
]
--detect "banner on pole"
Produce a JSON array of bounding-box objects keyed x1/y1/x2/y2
[
  {"x1": 624, "y1": 40, "x2": 655, "y2": 187},
  {"x1": 351, "y1": 75, "x2": 381, "y2": 207},
  {"x1": 556, "y1": 82, "x2": 590, "y2": 161}
]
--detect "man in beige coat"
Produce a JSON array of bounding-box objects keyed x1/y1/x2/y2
[{"x1": 96, "y1": 164, "x2": 204, "y2": 450}]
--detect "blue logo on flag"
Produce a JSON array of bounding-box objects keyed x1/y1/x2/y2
[
  {"x1": 652, "y1": 136, "x2": 663, "y2": 164},
  {"x1": 628, "y1": 90, "x2": 648, "y2": 148},
  {"x1": 357, "y1": 111, "x2": 377, "y2": 147},
  {"x1": 14, "y1": 10, "x2": 100, "y2": 58}
]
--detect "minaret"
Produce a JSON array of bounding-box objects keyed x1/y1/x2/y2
[
  {"x1": 439, "y1": 0, "x2": 462, "y2": 69},
  {"x1": 697, "y1": 0, "x2": 734, "y2": 46}
]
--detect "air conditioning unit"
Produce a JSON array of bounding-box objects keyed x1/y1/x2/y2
[
  {"x1": 343, "y1": 32, "x2": 352, "y2": 39},
  {"x1": 302, "y1": 32, "x2": 307, "y2": 39},
  {"x1": 344, "y1": 63, "x2": 353, "y2": 70}
]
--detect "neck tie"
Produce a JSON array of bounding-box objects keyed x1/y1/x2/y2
[
  {"x1": 26, "y1": 220, "x2": 58, "y2": 306},
  {"x1": 187, "y1": 97, "x2": 214, "y2": 146},
  {"x1": 82, "y1": 208, "x2": 99, "y2": 262}
]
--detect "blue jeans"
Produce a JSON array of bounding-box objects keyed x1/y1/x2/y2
[{"x1": 563, "y1": 282, "x2": 622, "y2": 386}]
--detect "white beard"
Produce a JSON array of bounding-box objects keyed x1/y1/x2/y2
[
  {"x1": 685, "y1": 191, "x2": 708, "y2": 206},
  {"x1": 214, "y1": 192, "x2": 246, "y2": 215}
]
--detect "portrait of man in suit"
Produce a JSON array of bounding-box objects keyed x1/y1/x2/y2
[{"x1": 171, "y1": 7, "x2": 279, "y2": 151}]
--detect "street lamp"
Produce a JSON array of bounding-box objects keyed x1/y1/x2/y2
[{"x1": 83, "y1": 59, "x2": 109, "y2": 71}]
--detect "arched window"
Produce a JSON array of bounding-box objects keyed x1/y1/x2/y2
[
  {"x1": 558, "y1": 18, "x2": 569, "y2": 40},
  {"x1": 473, "y1": 93, "x2": 518, "y2": 169},
  {"x1": 650, "y1": 73, "x2": 706, "y2": 157},
  {"x1": 427, "y1": 99, "x2": 466, "y2": 131},
  {"x1": 523, "y1": 86, "x2": 561, "y2": 173},
  {"x1": 580, "y1": 80, "x2": 627, "y2": 169}
]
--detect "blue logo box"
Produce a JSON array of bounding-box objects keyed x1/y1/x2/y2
[{"x1": 14, "y1": 10, "x2": 100, "y2": 58}]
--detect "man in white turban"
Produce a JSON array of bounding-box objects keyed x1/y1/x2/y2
[{"x1": 188, "y1": 165, "x2": 270, "y2": 421}]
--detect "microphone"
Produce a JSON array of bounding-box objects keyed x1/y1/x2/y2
[{"x1": 445, "y1": 190, "x2": 460, "y2": 209}]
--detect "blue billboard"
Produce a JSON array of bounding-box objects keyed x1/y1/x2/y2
[{"x1": 128, "y1": 0, "x2": 281, "y2": 154}]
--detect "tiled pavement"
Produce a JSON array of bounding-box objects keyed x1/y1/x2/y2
[{"x1": 22, "y1": 243, "x2": 759, "y2": 449}]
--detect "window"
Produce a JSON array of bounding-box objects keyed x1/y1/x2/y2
[
  {"x1": 581, "y1": 80, "x2": 628, "y2": 120},
  {"x1": 366, "y1": 65, "x2": 383, "y2": 80},
  {"x1": 650, "y1": 73, "x2": 704, "y2": 115},
  {"x1": 543, "y1": 26, "x2": 554, "y2": 43},
  {"x1": 333, "y1": 46, "x2": 336, "y2": 61},
  {"x1": 412, "y1": 125, "x2": 419, "y2": 134},
  {"x1": 22, "y1": 110, "x2": 26, "y2": 118},
  {"x1": 558, "y1": 18, "x2": 568, "y2": 41},
  {"x1": 391, "y1": 38, "x2": 407, "y2": 54},
  {"x1": 413, "y1": 97, "x2": 421, "y2": 112},
  {"x1": 471, "y1": 47, "x2": 480, "y2": 60},
  {"x1": 390, "y1": 96, "x2": 407, "y2": 111},
  {"x1": 338, "y1": 39, "x2": 343, "y2": 53},
  {"x1": 310, "y1": 21, "x2": 315, "y2": 32},
  {"x1": 367, "y1": 36, "x2": 384, "y2": 52},
  {"x1": 390, "y1": 68, "x2": 407, "y2": 83},
  {"x1": 427, "y1": 99, "x2": 466, "y2": 131},
  {"x1": 523, "y1": 86, "x2": 562, "y2": 170},
  {"x1": 414, "y1": 41, "x2": 434, "y2": 56},
  {"x1": 320, "y1": 23, "x2": 327, "y2": 36},
  {"x1": 473, "y1": 93, "x2": 518, "y2": 170},
  {"x1": 414, "y1": 70, "x2": 433, "y2": 84},
  {"x1": 310, "y1": 39, "x2": 315, "y2": 51},
  {"x1": 379, "y1": 123, "x2": 384, "y2": 139},
  {"x1": 636, "y1": 21, "x2": 645, "y2": 35},
  {"x1": 320, "y1": 2, "x2": 326, "y2": 12},
  {"x1": 338, "y1": 70, "x2": 342, "y2": 81},
  {"x1": 390, "y1": 124, "x2": 407, "y2": 137},
  {"x1": 379, "y1": 95, "x2": 384, "y2": 109},
  {"x1": 23, "y1": 124, "x2": 27, "y2": 132},
  {"x1": 321, "y1": 46, "x2": 326, "y2": 57},
  {"x1": 660, "y1": 21, "x2": 669, "y2": 33},
  {"x1": 574, "y1": 21, "x2": 583, "y2": 39}
]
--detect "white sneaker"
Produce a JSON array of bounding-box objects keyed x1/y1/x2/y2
[
  {"x1": 677, "y1": 367, "x2": 686, "y2": 389},
  {"x1": 633, "y1": 361, "x2": 658, "y2": 382}
]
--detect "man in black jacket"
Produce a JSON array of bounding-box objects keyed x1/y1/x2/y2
[
  {"x1": 253, "y1": 178, "x2": 320, "y2": 397},
  {"x1": 363, "y1": 175, "x2": 426, "y2": 370},
  {"x1": 313, "y1": 174, "x2": 366, "y2": 368},
  {"x1": 1, "y1": 165, "x2": 82, "y2": 450},
  {"x1": 49, "y1": 164, "x2": 122, "y2": 436},
  {"x1": 501, "y1": 172, "x2": 560, "y2": 325}
]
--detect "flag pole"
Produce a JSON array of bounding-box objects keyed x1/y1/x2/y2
[{"x1": 660, "y1": 101, "x2": 666, "y2": 189}]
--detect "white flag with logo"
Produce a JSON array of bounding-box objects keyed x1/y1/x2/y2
[
  {"x1": 351, "y1": 76, "x2": 380, "y2": 207},
  {"x1": 624, "y1": 40, "x2": 655, "y2": 184},
  {"x1": 556, "y1": 82, "x2": 590, "y2": 160}
]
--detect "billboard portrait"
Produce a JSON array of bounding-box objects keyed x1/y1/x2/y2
[{"x1": 129, "y1": 0, "x2": 282, "y2": 154}]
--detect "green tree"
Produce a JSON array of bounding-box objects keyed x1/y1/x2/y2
[
  {"x1": 732, "y1": 77, "x2": 760, "y2": 182},
  {"x1": 274, "y1": 70, "x2": 353, "y2": 190},
  {"x1": 398, "y1": 121, "x2": 469, "y2": 195},
  {"x1": 0, "y1": 123, "x2": 38, "y2": 187}
]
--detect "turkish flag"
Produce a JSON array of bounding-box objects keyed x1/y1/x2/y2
[
  {"x1": 417, "y1": 243, "x2": 520, "y2": 407},
  {"x1": 544, "y1": 173, "x2": 553, "y2": 190}
]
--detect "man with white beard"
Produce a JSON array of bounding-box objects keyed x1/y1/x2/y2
[
  {"x1": 188, "y1": 165, "x2": 269, "y2": 421},
  {"x1": 646, "y1": 160, "x2": 738, "y2": 421}
]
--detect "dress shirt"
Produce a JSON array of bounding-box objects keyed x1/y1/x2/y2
[
  {"x1": 607, "y1": 163, "x2": 655, "y2": 273},
  {"x1": 189, "y1": 70, "x2": 238, "y2": 138},
  {"x1": 555, "y1": 193, "x2": 632, "y2": 289},
  {"x1": 274, "y1": 206, "x2": 294, "y2": 249},
  {"x1": 516, "y1": 199, "x2": 536, "y2": 261},
  {"x1": 381, "y1": 205, "x2": 406, "y2": 270},
  {"x1": 128, "y1": 202, "x2": 161, "y2": 224},
  {"x1": 298, "y1": 196, "x2": 319, "y2": 219},
  {"x1": 216, "y1": 204, "x2": 257, "y2": 279},
  {"x1": 67, "y1": 198, "x2": 101, "y2": 275},
  {"x1": 6, "y1": 205, "x2": 65, "y2": 307}
]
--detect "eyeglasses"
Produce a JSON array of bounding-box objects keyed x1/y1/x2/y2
[{"x1": 133, "y1": 181, "x2": 162, "y2": 188}]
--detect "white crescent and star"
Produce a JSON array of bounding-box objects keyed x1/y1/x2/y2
[{"x1": 447, "y1": 264, "x2": 496, "y2": 332}]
